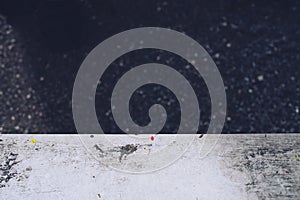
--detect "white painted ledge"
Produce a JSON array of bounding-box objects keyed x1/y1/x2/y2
[{"x1": 0, "y1": 134, "x2": 299, "y2": 200}]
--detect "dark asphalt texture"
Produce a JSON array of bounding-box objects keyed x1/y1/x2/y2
[{"x1": 0, "y1": 0, "x2": 299, "y2": 133}]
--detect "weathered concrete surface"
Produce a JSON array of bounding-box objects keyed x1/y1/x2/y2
[
  {"x1": 220, "y1": 134, "x2": 300, "y2": 200},
  {"x1": 0, "y1": 134, "x2": 299, "y2": 200}
]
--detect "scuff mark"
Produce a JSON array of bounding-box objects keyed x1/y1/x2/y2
[{"x1": 93, "y1": 143, "x2": 152, "y2": 162}]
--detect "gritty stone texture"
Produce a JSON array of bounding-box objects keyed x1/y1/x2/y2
[
  {"x1": 0, "y1": 136, "x2": 28, "y2": 188},
  {"x1": 220, "y1": 134, "x2": 300, "y2": 199},
  {"x1": 0, "y1": 15, "x2": 50, "y2": 134},
  {"x1": 0, "y1": 134, "x2": 299, "y2": 200},
  {"x1": 0, "y1": 1, "x2": 299, "y2": 133}
]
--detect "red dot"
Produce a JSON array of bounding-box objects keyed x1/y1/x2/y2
[{"x1": 150, "y1": 136, "x2": 154, "y2": 141}]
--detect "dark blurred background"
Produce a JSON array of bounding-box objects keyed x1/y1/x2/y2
[{"x1": 0, "y1": 0, "x2": 299, "y2": 133}]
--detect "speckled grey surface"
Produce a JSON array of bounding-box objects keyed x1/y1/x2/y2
[
  {"x1": 0, "y1": 16, "x2": 50, "y2": 133},
  {"x1": 0, "y1": 0, "x2": 299, "y2": 133}
]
